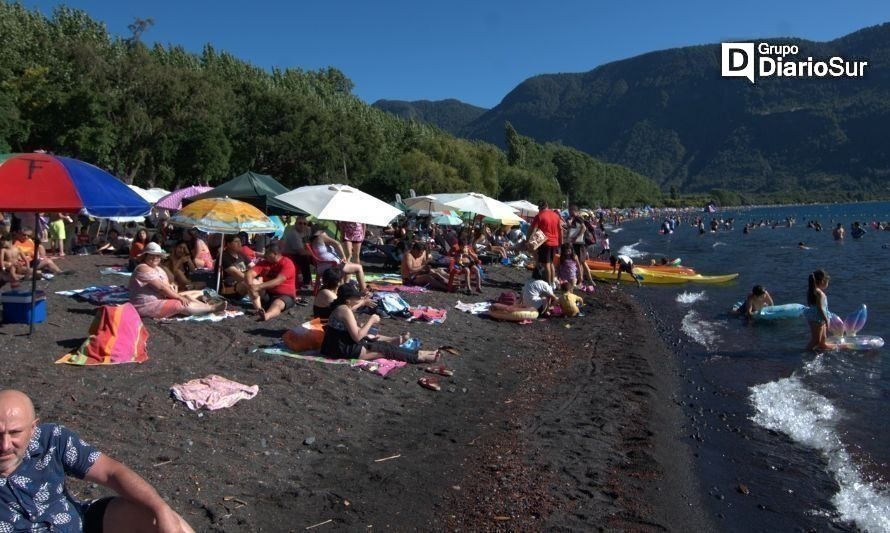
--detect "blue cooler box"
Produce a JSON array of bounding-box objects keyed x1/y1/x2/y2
[{"x1": 2, "y1": 290, "x2": 47, "y2": 324}]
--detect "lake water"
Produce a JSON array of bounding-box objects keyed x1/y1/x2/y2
[{"x1": 609, "y1": 202, "x2": 890, "y2": 532}]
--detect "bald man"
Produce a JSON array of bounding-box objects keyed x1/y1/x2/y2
[{"x1": 0, "y1": 390, "x2": 194, "y2": 533}]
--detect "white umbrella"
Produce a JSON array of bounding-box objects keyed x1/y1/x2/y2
[
  {"x1": 275, "y1": 184, "x2": 402, "y2": 227},
  {"x1": 505, "y1": 200, "x2": 539, "y2": 218},
  {"x1": 403, "y1": 195, "x2": 452, "y2": 216},
  {"x1": 128, "y1": 185, "x2": 171, "y2": 204},
  {"x1": 444, "y1": 192, "x2": 523, "y2": 222}
]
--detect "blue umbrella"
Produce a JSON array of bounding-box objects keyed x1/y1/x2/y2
[
  {"x1": 432, "y1": 213, "x2": 463, "y2": 226},
  {"x1": 0, "y1": 153, "x2": 150, "y2": 333}
]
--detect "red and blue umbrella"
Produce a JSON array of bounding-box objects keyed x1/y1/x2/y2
[
  {"x1": 0, "y1": 153, "x2": 151, "y2": 217},
  {"x1": 0, "y1": 153, "x2": 150, "y2": 334}
]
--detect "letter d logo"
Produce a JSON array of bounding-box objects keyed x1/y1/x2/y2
[{"x1": 722, "y1": 42, "x2": 755, "y2": 83}]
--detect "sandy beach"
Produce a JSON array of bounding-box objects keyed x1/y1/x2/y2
[{"x1": 0, "y1": 254, "x2": 712, "y2": 531}]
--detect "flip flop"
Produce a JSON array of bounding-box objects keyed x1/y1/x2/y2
[
  {"x1": 438, "y1": 345, "x2": 460, "y2": 356},
  {"x1": 418, "y1": 376, "x2": 441, "y2": 391},
  {"x1": 425, "y1": 365, "x2": 454, "y2": 377}
]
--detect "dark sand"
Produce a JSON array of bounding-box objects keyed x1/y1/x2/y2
[{"x1": 0, "y1": 254, "x2": 712, "y2": 531}]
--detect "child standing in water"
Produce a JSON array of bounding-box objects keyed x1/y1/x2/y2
[{"x1": 803, "y1": 269, "x2": 832, "y2": 351}]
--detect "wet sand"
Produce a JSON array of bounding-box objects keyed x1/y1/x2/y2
[{"x1": 0, "y1": 254, "x2": 711, "y2": 531}]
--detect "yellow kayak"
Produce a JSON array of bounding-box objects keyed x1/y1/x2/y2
[{"x1": 591, "y1": 268, "x2": 739, "y2": 285}]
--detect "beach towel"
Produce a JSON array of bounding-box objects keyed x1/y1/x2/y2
[
  {"x1": 253, "y1": 344, "x2": 407, "y2": 377},
  {"x1": 170, "y1": 374, "x2": 258, "y2": 411},
  {"x1": 56, "y1": 285, "x2": 129, "y2": 305},
  {"x1": 160, "y1": 309, "x2": 244, "y2": 323},
  {"x1": 364, "y1": 273, "x2": 403, "y2": 284},
  {"x1": 408, "y1": 306, "x2": 447, "y2": 324},
  {"x1": 369, "y1": 283, "x2": 427, "y2": 293},
  {"x1": 454, "y1": 300, "x2": 491, "y2": 315},
  {"x1": 56, "y1": 303, "x2": 149, "y2": 366},
  {"x1": 99, "y1": 266, "x2": 132, "y2": 277}
]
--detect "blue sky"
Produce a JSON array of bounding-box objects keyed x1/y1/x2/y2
[{"x1": 20, "y1": 0, "x2": 890, "y2": 108}]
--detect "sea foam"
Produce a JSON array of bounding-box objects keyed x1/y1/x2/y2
[
  {"x1": 680, "y1": 310, "x2": 721, "y2": 350},
  {"x1": 676, "y1": 291, "x2": 707, "y2": 304},
  {"x1": 617, "y1": 241, "x2": 645, "y2": 259},
  {"x1": 750, "y1": 377, "x2": 890, "y2": 532}
]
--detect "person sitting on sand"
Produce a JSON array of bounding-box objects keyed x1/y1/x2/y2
[
  {"x1": 245, "y1": 244, "x2": 298, "y2": 321},
  {"x1": 320, "y1": 284, "x2": 438, "y2": 363},
  {"x1": 127, "y1": 228, "x2": 150, "y2": 271},
  {"x1": 12, "y1": 230, "x2": 63, "y2": 276},
  {"x1": 129, "y1": 243, "x2": 225, "y2": 319},
  {"x1": 521, "y1": 265, "x2": 557, "y2": 316},
  {"x1": 220, "y1": 234, "x2": 253, "y2": 298},
  {"x1": 803, "y1": 269, "x2": 833, "y2": 351},
  {"x1": 185, "y1": 229, "x2": 215, "y2": 270},
  {"x1": 313, "y1": 268, "x2": 376, "y2": 319},
  {"x1": 559, "y1": 281, "x2": 584, "y2": 318},
  {"x1": 609, "y1": 254, "x2": 641, "y2": 287},
  {"x1": 740, "y1": 285, "x2": 774, "y2": 318},
  {"x1": 162, "y1": 241, "x2": 198, "y2": 291},
  {"x1": 0, "y1": 389, "x2": 195, "y2": 533},
  {"x1": 401, "y1": 241, "x2": 449, "y2": 291},
  {"x1": 311, "y1": 230, "x2": 366, "y2": 292},
  {"x1": 96, "y1": 229, "x2": 130, "y2": 255}
]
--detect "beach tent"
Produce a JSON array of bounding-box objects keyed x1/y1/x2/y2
[{"x1": 188, "y1": 171, "x2": 305, "y2": 215}]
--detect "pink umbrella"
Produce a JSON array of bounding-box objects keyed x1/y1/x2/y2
[{"x1": 155, "y1": 186, "x2": 213, "y2": 210}]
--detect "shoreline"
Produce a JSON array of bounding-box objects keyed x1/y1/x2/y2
[{"x1": 0, "y1": 255, "x2": 711, "y2": 531}]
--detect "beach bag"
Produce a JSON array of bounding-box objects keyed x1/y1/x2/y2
[
  {"x1": 527, "y1": 229, "x2": 547, "y2": 251},
  {"x1": 379, "y1": 293, "x2": 412, "y2": 317},
  {"x1": 56, "y1": 303, "x2": 149, "y2": 365},
  {"x1": 283, "y1": 318, "x2": 325, "y2": 352},
  {"x1": 497, "y1": 291, "x2": 519, "y2": 306}
]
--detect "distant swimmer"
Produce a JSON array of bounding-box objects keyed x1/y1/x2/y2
[
  {"x1": 851, "y1": 221, "x2": 866, "y2": 239},
  {"x1": 799, "y1": 242, "x2": 811, "y2": 250},
  {"x1": 833, "y1": 223, "x2": 845, "y2": 240}
]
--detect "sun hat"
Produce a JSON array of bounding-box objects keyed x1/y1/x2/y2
[{"x1": 139, "y1": 242, "x2": 169, "y2": 258}]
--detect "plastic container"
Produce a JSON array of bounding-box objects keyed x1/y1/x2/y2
[{"x1": 2, "y1": 290, "x2": 47, "y2": 324}]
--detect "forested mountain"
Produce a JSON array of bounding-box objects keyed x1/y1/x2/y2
[
  {"x1": 0, "y1": 2, "x2": 661, "y2": 208},
  {"x1": 372, "y1": 99, "x2": 486, "y2": 135},
  {"x1": 461, "y1": 24, "x2": 890, "y2": 201}
]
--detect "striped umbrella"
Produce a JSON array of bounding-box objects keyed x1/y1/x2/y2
[
  {"x1": 169, "y1": 197, "x2": 278, "y2": 291},
  {"x1": 155, "y1": 185, "x2": 213, "y2": 210}
]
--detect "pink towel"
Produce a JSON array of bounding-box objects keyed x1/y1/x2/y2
[
  {"x1": 409, "y1": 306, "x2": 447, "y2": 324},
  {"x1": 369, "y1": 284, "x2": 427, "y2": 293},
  {"x1": 170, "y1": 375, "x2": 259, "y2": 411}
]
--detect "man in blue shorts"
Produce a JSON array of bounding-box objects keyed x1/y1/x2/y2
[{"x1": 0, "y1": 390, "x2": 193, "y2": 532}]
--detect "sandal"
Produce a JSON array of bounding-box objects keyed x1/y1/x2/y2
[
  {"x1": 418, "y1": 376, "x2": 441, "y2": 391},
  {"x1": 439, "y1": 345, "x2": 460, "y2": 356},
  {"x1": 425, "y1": 365, "x2": 453, "y2": 377}
]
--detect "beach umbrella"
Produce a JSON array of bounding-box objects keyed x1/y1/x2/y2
[
  {"x1": 403, "y1": 195, "x2": 452, "y2": 216},
  {"x1": 187, "y1": 171, "x2": 305, "y2": 215},
  {"x1": 169, "y1": 197, "x2": 278, "y2": 291},
  {"x1": 275, "y1": 184, "x2": 402, "y2": 227},
  {"x1": 0, "y1": 153, "x2": 151, "y2": 334},
  {"x1": 155, "y1": 185, "x2": 213, "y2": 210},
  {"x1": 431, "y1": 213, "x2": 463, "y2": 226},
  {"x1": 444, "y1": 193, "x2": 523, "y2": 225},
  {"x1": 128, "y1": 185, "x2": 170, "y2": 204},
  {"x1": 505, "y1": 200, "x2": 539, "y2": 218}
]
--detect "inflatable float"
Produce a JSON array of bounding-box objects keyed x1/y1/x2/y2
[
  {"x1": 590, "y1": 268, "x2": 738, "y2": 285},
  {"x1": 828, "y1": 335, "x2": 885, "y2": 350},
  {"x1": 488, "y1": 303, "x2": 539, "y2": 321},
  {"x1": 825, "y1": 305, "x2": 884, "y2": 350},
  {"x1": 731, "y1": 302, "x2": 807, "y2": 320}
]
